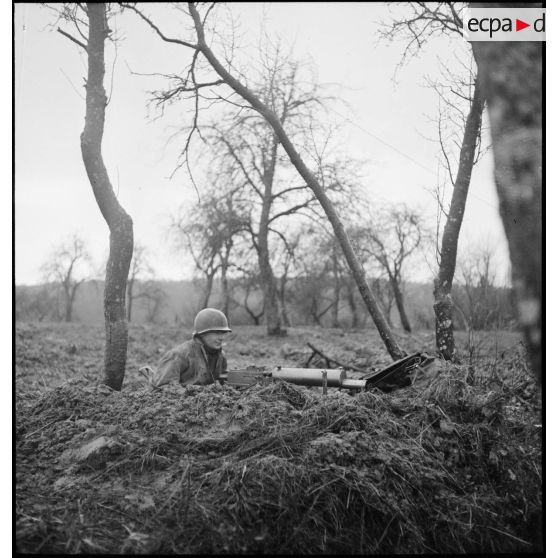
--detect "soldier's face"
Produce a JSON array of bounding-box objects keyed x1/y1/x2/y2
[{"x1": 201, "y1": 331, "x2": 228, "y2": 350}]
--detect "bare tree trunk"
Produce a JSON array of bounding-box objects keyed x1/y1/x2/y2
[
  {"x1": 220, "y1": 268, "x2": 229, "y2": 317},
  {"x1": 331, "y1": 254, "x2": 341, "y2": 328},
  {"x1": 126, "y1": 277, "x2": 134, "y2": 322},
  {"x1": 63, "y1": 282, "x2": 72, "y2": 322},
  {"x1": 245, "y1": 300, "x2": 264, "y2": 326},
  {"x1": 258, "y1": 245, "x2": 283, "y2": 334},
  {"x1": 64, "y1": 295, "x2": 72, "y2": 322},
  {"x1": 472, "y1": 32, "x2": 542, "y2": 381},
  {"x1": 434, "y1": 80, "x2": 484, "y2": 360},
  {"x1": 146, "y1": 298, "x2": 162, "y2": 324},
  {"x1": 81, "y1": 3, "x2": 133, "y2": 391},
  {"x1": 189, "y1": 5, "x2": 404, "y2": 359},
  {"x1": 371, "y1": 278, "x2": 393, "y2": 328},
  {"x1": 71, "y1": 283, "x2": 81, "y2": 322},
  {"x1": 219, "y1": 239, "x2": 233, "y2": 316},
  {"x1": 62, "y1": 279, "x2": 82, "y2": 322},
  {"x1": 389, "y1": 274, "x2": 411, "y2": 333},
  {"x1": 54, "y1": 288, "x2": 63, "y2": 322},
  {"x1": 310, "y1": 296, "x2": 322, "y2": 327},
  {"x1": 311, "y1": 297, "x2": 335, "y2": 327},
  {"x1": 280, "y1": 300, "x2": 290, "y2": 327},
  {"x1": 258, "y1": 137, "x2": 285, "y2": 336},
  {"x1": 278, "y1": 274, "x2": 291, "y2": 327},
  {"x1": 201, "y1": 272, "x2": 215, "y2": 309},
  {"x1": 345, "y1": 280, "x2": 359, "y2": 328},
  {"x1": 241, "y1": 280, "x2": 264, "y2": 325}
]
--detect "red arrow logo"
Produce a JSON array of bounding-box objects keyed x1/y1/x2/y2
[{"x1": 516, "y1": 18, "x2": 530, "y2": 31}]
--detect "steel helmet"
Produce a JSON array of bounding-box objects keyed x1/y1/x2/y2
[{"x1": 193, "y1": 308, "x2": 231, "y2": 335}]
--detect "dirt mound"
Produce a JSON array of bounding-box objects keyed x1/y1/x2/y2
[{"x1": 16, "y1": 365, "x2": 541, "y2": 554}]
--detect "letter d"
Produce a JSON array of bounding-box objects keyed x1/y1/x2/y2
[{"x1": 534, "y1": 13, "x2": 545, "y2": 32}]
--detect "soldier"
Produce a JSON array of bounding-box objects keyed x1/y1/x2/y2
[{"x1": 140, "y1": 308, "x2": 231, "y2": 387}]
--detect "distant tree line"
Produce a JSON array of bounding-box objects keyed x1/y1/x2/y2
[{"x1": 17, "y1": 244, "x2": 516, "y2": 334}]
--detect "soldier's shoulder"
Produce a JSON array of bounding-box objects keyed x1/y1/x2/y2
[{"x1": 169, "y1": 339, "x2": 195, "y2": 355}]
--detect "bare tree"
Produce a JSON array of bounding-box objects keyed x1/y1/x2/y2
[
  {"x1": 433, "y1": 75, "x2": 485, "y2": 359},
  {"x1": 56, "y1": 3, "x2": 134, "y2": 390},
  {"x1": 287, "y1": 226, "x2": 339, "y2": 327},
  {"x1": 293, "y1": 274, "x2": 332, "y2": 327},
  {"x1": 273, "y1": 232, "x2": 300, "y2": 328},
  {"x1": 231, "y1": 267, "x2": 265, "y2": 326},
  {"x1": 378, "y1": 2, "x2": 464, "y2": 64},
  {"x1": 380, "y1": 3, "x2": 485, "y2": 358},
  {"x1": 343, "y1": 275, "x2": 361, "y2": 329},
  {"x1": 123, "y1": 2, "x2": 405, "y2": 359},
  {"x1": 358, "y1": 205, "x2": 425, "y2": 333},
  {"x1": 315, "y1": 232, "x2": 347, "y2": 329},
  {"x1": 370, "y1": 276, "x2": 395, "y2": 328},
  {"x1": 126, "y1": 244, "x2": 154, "y2": 322},
  {"x1": 329, "y1": 250, "x2": 343, "y2": 329},
  {"x1": 455, "y1": 244, "x2": 498, "y2": 331},
  {"x1": 471, "y1": 3, "x2": 543, "y2": 381},
  {"x1": 173, "y1": 213, "x2": 219, "y2": 310},
  {"x1": 216, "y1": 193, "x2": 243, "y2": 316},
  {"x1": 141, "y1": 280, "x2": 168, "y2": 324},
  {"x1": 200, "y1": 50, "x2": 333, "y2": 336},
  {"x1": 41, "y1": 235, "x2": 90, "y2": 322},
  {"x1": 171, "y1": 184, "x2": 245, "y2": 312}
]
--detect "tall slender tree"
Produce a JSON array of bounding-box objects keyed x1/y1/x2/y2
[
  {"x1": 57, "y1": 3, "x2": 133, "y2": 390},
  {"x1": 433, "y1": 79, "x2": 485, "y2": 358},
  {"x1": 380, "y1": 2, "x2": 485, "y2": 358}
]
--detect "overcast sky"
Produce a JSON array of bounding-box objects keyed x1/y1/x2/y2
[{"x1": 14, "y1": 2, "x2": 512, "y2": 286}]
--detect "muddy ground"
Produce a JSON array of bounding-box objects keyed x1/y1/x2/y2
[
  {"x1": 15, "y1": 322, "x2": 542, "y2": 554},
  {"x1": 15, "y1": 322, "x2": 522, "y2": 392}
]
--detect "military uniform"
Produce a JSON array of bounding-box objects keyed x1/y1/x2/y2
[{"x1": 150, "y1": 337, "x2": 228, "y2": 387}]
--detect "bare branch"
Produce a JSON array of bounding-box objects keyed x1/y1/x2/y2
[
  {"x1": 57, "y1": 27, "x2": 88, "y2": 51},
  {"x1": 119, "y1": 3, "x2": 197, "y2": 49},
  {"x1": 268, "y1": 199, "x2": 316, "y2": 225},
  {"x1": 438, "y1": 107, "x2": 455, "y2": 186},
  {"x1": 271, "y1": 184, "x2": 309, "y2": 200}
]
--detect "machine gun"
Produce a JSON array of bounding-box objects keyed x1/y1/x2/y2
[{"x1": 220, "y1": 351, "x2": 435, "y2": 392}]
